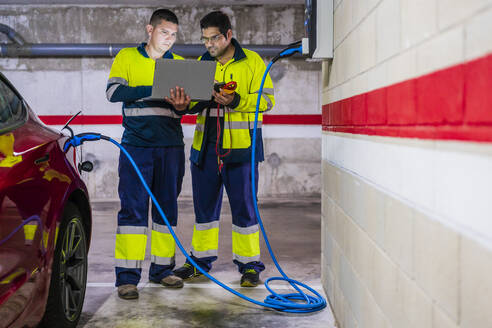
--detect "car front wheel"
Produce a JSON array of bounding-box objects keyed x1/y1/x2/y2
[{"x1": 39, "y1": 202, "x2": 88, "y2": 328}]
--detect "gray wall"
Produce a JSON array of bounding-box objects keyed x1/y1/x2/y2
[{"x1": 0, "y1": 4, "x2": 321, "y2": 200}]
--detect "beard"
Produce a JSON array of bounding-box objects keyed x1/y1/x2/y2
[{"x1": 207, "y1": 46, "x2": 226, "y2": 58}]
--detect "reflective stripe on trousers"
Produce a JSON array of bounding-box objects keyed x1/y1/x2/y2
[
  {"x1": 232, "y1": 224, "x2": 261, "y2": 263},
  {"x1": 150, "y1": 222, "x2": 175, "y2": 265},
  {"x1": 115, "y1": 226, "x2": 147, "y2": 269},
  {"x1": 190, "y1": 221, "x2": 219, "y2": 258},
  {"x1": 189, "y1": 143, "x2": 264, "y2": 273}
]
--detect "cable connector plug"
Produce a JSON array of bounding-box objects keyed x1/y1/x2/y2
[
  {"x1": 272, "y1": 43, "x2": 303, "y2": 63},
  {"x1": 63, "y1": 133, "x2": 106, "y2": 152}
]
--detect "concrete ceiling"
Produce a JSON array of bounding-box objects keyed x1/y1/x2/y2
[{"x1": 0, "y1": 0, "x2": 305, "y2": 5}]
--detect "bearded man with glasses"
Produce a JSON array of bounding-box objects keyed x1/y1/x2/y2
[{"x1": 168, "y1": 11, "x2": 276, "y2": 288}]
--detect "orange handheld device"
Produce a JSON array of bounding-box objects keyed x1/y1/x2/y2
[{"x1": 214, "y1": 81, "x2": 237, "y2": 94}]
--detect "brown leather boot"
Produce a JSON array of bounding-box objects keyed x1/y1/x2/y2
[
  {"x1": 117, "y1": 284, "x2": 138, "y2": 299},
  {"x1": 159, "y1": 275, "x2": 184, "y2": 288}
]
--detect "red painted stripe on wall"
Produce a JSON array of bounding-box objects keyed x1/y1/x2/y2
[
  {"x1": 322, "y1": 53, "x2": 492, "y2": 142},
  {"x1": 39, "y1": 114, "x2": 322, "y2": 126}
]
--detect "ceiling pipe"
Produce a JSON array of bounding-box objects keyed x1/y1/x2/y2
[
  {"x1": 0, "y1": 43, "x2": 291, "y2": 58},
  {"x1": 0, "y1": 24, "x2": 297, "y2": 58},
  {"x1": 0, "y1": 23, "x2": 26, "y2": 46}
]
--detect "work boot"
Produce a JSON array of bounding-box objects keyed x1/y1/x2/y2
[
  {"x1": 173, "y1": 263, "x2": 203, "y2": 281},
  {"x1": 117, "y1": 284, "x2": 138, "y2": 300},
  {"x1": 240, "y1": 269, "x2": 260, "y2": 287},
  {"x1": 156, "y1": 274, "x2": 184, "y2": 288}
]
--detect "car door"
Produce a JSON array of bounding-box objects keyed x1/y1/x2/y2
[{"x1": 0, "y1": 76, "x2": 54, "y2": 310}]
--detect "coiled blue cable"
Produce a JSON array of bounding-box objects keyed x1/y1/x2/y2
[
  {"x1": 65, "y1": 44, "x2": 326, "y2": 313},
  {"x1": 250, "y1": 46, "x2": 326, "y2": 312},
  {"x1": 107, "y1": 136, "x2": 325, "y2": 312}
]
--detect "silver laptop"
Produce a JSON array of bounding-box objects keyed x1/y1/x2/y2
[{"x1": 150, "y1": 59, "x2": 216, "y2": 101}]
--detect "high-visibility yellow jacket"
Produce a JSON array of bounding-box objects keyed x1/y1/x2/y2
[
  {"x1": 106, "y1": 43, "x2": 185, "y2": 147},
  {"x1": 189, "y1": 39, "x2": 275, "y2": 165}
]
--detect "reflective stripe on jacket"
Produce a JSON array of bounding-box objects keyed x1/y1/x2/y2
[{"x1": 189, "y1": 39, "x2": 275, "y2": 165}]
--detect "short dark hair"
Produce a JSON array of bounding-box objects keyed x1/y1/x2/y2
[
  {"x1": 149, "y1": 9, "x2": 178, "y2": 27},
  {"x1": 200, "y1": 11, "x2": 231, "y2": 35}
]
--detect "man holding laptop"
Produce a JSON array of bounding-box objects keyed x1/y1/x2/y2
[
  {"x1": 106, "y1": 9, "x2": 190, "y2": 300},
  {"x1": 168, "y1": 11, "x2": 275, "y2": 287}
]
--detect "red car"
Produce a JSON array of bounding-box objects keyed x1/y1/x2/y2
[{"x1": 0, "y1": 72, "x2": 91, "y2": 328}]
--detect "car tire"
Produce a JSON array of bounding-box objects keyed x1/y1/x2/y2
[{"x1": 39, "y1": 202, "x2": 88, "y2": 328}]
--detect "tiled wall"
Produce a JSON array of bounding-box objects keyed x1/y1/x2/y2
[
  {"x1": 322, "y1": 146, "x2": 492, "y2": 328},
  {"x1": 321, "y1": 0, "x2": 492, "y2": 327}
]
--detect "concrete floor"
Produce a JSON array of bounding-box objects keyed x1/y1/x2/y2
[{"x1": 78, "y1": 197, "x2": 335, "y2": 328}]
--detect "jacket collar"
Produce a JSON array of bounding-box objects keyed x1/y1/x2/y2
[
  {"x1": 200, "y1": 38, "x2": 246, "y2": 62},
  {"x1": 137, "y1": 42, "x2": 174, "y2": 59}
]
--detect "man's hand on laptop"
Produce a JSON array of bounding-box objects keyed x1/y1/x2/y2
[{"x1": 165, "y1": 86, "x2": 191, "y2": 111}]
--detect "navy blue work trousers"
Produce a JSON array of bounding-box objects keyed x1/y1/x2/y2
[
  {"x1": 115, "y1": 144, "x2": 184, "y2": 286},
  {"x1": 187, "y1": 143, "x2": 265, "y2": 274}
]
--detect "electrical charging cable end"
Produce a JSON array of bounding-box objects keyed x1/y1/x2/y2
[
  {"x1": 63, "y1": 133, "x2": 109, "y2": 152},
  {"x1": 272, "y1": 45, "x2": 303, "y2": 63}
]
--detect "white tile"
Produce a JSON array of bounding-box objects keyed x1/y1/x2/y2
[
  {"x1": 437, "y1": 0, "x2": 489, "y2": 29},
  {"x1": 416, "y1": 26, "x2": 464, "y2": 76},
  {"x1": 386, "y1": 48, "x2": 417, "y2": 87},
  {"x1": 368, "y1": 0, "x2": 382, "y2": 12},
  {"x1": 350, "y1": 70, "x2": 369, "y2": 98},
  {"x1": 465, "y1": 7, "x2": 492, "y2": 61},
  {"x1": 347, "y1": 31, "x2": 360, "y2": 80},
  {"x1": 340, "y1": 255, "x2": 362, "y2": 322},
  {"x1": 401, "y1": 0, "x2": 438, "y2": 49},
  {"x1": 363, "y1": 182, "x2": 386, "y2": 248},
  {"x1": 324, "y1": 133, "x2": 492, "y2": 250},
  {"x1": 433, "y1": 306, "x2": 459, "y2": 328},
  {"x1": 333, "y1": 44, "x2": 344, "y2": 86},
  {"x1": 322, "y1": 90, "x2": 330, "y2": 107},
  {"x1": 334, "y1": 0, "x2": 354, "y2": 47},
  {"x1": 352, "y1": 0, "x2": 370, "y2": 26},
  {"x1": 461, "y1": 236, "x2": 492, "y2": 328},
  {"x1": 399, "y1": 271, "x2": 433, "y2": 328},
  {"x1": 370, "y1": 246, "x2": 400, "y2": 321},
  {"x1": 329, "y1": 86, "x2": 342, "y2": 104},
  {"x1": 414, "y1": 211, "x2": 460, "y2": 321},
  {"x1": 332, "y1": 240, "x2": 342, "y2": 291},
  {"x1": 398, "y1": 143, "x2": 436, "y2": 212},
  {"x1": 338, "y1": 41, "x2": 350, "y2": 84},
  {"x1": 376, "y1": 0, "x2": 401, "y2": 62},
  {"x1": 329, "y1": 47, "x2": 341, "y2": 88},
  {"x1": 360, "y1": 287, "x2": 388, "y2": 328},
  {"x1": 367, "y1": 60, "x2": 388, "y2": 91},
  {"x1": 380, "y1": 143, "x2": 405, "y2": 194},
  {"x1": 350, "y1": 220, "x2": 375, "y2": 287},
  {"x1": 359, "y1": 12, "x2": 377, "y2": 72},
  {"x1": 384, "y1": 198, "x2": 414, "y2": 277},
  {"x1": 340, "y1": 80, "x2": 353, "y2": 100},
  {"x1": 323, "y1": 222, "x2": 334, "y2": 267},
  {"x1": 434, "y1": 147, "x2": 492, "y2": 242}
]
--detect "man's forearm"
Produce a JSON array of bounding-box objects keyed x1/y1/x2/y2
[{"x1": 106, "y1": 84, "x2": 152, "y2": 103}]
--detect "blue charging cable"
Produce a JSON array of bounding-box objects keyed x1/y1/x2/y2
[{"x1": 63, "y1": 43, "x2": 326, "y2": 313}]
